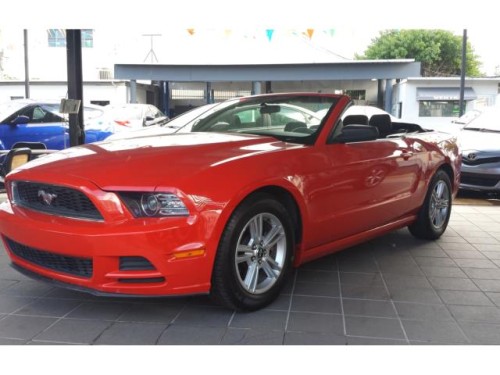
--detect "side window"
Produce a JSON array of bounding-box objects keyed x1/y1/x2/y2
[
  {"x1": 39, "y1": 106, "x2": 64, "y2": 123},
  {"x1": 32, "y1": 107, "x2": 46, "y2": 122},
  {"x1": 235, "y1": 108, "x2": 260, "y2": 126}
]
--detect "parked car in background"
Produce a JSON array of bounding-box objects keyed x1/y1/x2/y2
[
  {"x1": 1, "y1": 93, "x2": 460, "y2": 311},
  {"x1": 0, "y1": 99, "x2": 113, "y2": 150},
  {"x1": 105, "y1": 103, "x2": 218, "y2": 141},
  {"x1": 452, "y1": 109, "x2": 483, "y2": 127},
  {"x1": 459, "y1": 106, "x2": 500, "y2": 192},
  {"x1": 102, "y1": 103, "x2": 169, "y2": 133}
]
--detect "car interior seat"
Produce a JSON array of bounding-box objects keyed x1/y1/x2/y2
[
  {"x1": 369, "y1": 114, "x2": 392, "y2": 138},
  {"x1": 343, "y1": 115, "x2": 369, "y2": 126},
  {"x1": 231, "y1": 115, "x2": 242, "y2": 128},
  {"x1": 0, "y1": 147, "x2": 32, "y2": 184}
]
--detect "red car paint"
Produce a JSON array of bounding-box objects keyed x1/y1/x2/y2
[{"x1": 0, "y1": 93, "x2": 460, "y2": 298}]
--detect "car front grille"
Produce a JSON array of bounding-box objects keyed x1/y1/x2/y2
[
  {"x1": 5, "y1": 237, "x2": 93, "y2": 278},
  {"x1": 462, "y1": 157, "x2": 500, "y2": 166},
  {"x1": 13, "y1": 181, "x2": 103, "y2": 221},
  {"x1": 460, "y1": 173, "x2": 500, "y2": 187}
]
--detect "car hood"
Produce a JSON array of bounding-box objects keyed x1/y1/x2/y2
[
  {"x1": 13, "y1": 132, "x2": 296, "y2": 190},
  {"x1": 460, "y1": 129, "x2": 500, "y2": 154}
]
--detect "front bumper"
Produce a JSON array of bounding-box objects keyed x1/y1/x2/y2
[
  {"x1": 0, "y1": 199, "x2": 213, "y2": 296},
  {"x1": 460, "y1": 163, "x2": 500, "y2": 192}
]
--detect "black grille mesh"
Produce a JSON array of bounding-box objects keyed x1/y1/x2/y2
[
  {"x1": 462, "y1": 157, "x2": 500, "y2": 166},
  {"x1": 461, "y1": 173, "x2": 500, "y2": 187},
  {"x1": 6, "y1": 237, "x2": 93, "y2": 278},
  {"x1": 119, "y1": 256, "x2": 155, "y2": 271},
  {"x1": 13, "y1": 181, "x2": 103, "y2": 220}
]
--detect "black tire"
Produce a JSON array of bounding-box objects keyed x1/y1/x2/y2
[
  {"x1": 211, "y1": 193, "x2": 295, "y2": 311},
  {"x1": 408, "y1": 169, "x2": 452, "y2": 240}
]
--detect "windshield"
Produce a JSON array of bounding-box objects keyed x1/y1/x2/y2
[
  {"x1": 182, "y1": 95, "x2": 339, "y2": 144},
  {"x1": 464, "y1": 107, "x2": 500, "y2": 132},
  {"x1": 165, "y1": 103, "x2": 220, "y2": 129}
]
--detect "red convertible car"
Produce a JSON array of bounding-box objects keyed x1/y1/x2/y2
[{"x1": 0, "y1": 93, "x2": 460, "y2": 311}]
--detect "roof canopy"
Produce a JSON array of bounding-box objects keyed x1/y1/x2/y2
[{"x1": 114, "y1": 60, "x2": 421, "y2": 82}]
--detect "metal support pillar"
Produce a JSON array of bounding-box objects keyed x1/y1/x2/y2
[
  {"x1": 459, "y1": 29, "x2": 467, "y2": 117},
  {"x1": 206, "y1": 82, "x2": 213, "y2": 104},
  {"x1": 252, "y1": 81, "x2": 261, "y2": 95},
  {"x1": 162, "y1": 81, "x2": 170, "y2": 117},
  {"x1": 130, "y1": 80, "x2": 137, "y2": 103},
  {"x1": 23, "y1": 30, "x2": 30, "y2": 99},
  {"x1": 384, "y1": 79, "x2": 393, "y2": 113},
  {"x1": 377, "y1": 79, "x2": 384, "y2": 109},
  {"x1": 265, "y1": 81, "x2": 272, "y2": 93},
  {"x1": 66, "y1": 29, "x2": 84, "y2": 146}
]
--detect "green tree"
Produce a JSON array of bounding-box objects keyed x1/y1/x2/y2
[{"x1": 357, "y1": 29, "x2": 482, "y2": 77}]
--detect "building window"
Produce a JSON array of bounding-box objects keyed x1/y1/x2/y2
[
  {"x1": 47, "y1": 29, "x2": 94, "y2": 48},
  {"x1": 419, "y1": 101, "x2": 460, "y2": 117},
  {"x1": 344, "y1": 90, "x2": 366, "y2": 101},
  {"x1": 47, "y1": 29, "x2": 66, "y2": 47},
  {"x1": 81, "y1": 30, "x2": 94, "y2": 48}
]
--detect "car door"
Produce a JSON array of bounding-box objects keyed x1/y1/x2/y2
[
  {"x1": 305, "y1": 136, "x2": 421, "y2": 248},
  {"x1": 0, "y1": 104, "x2": 68, "y2": 149}
]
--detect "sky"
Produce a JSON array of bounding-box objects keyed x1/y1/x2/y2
[{"x1": 2, "y1": 0, "x2": 500, "y2": 75}]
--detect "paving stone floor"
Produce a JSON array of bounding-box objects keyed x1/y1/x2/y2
[{"x1": 1, "y1": 201, "x2": 500, "y2": 345}]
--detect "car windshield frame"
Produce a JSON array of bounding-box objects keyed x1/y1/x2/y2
[
  {"x1": 181, "y1": 94, "x2": 340, "y2": 145},
  {"x1": 163, "y1": 103, "x2": 221, "y2": 129}
]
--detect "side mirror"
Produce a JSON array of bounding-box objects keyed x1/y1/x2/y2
[
  {"x1": 11, "y1": 115, "x2": 30, "y2": 125},
  {"x1": 333, "y1": 124, "x2": 379, "y2": 143},
  {"x1": 143, "y1": 116, "x2": 156, "y2": 127}
]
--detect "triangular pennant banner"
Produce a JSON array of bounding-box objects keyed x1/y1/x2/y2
[{"x1": 266, "y1": 29, "x2": 274, "y2": 42}]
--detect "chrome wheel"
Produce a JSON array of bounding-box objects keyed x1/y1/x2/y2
[
  {"x1": 409, "y1": 170, "x2": 452, "y2": 240},
  {"x1": 429, "y1": 180, "x2": 450, "y2": 230},
  {"x1": 234, "y1": 212, "x2": 287, "y2": 295}
]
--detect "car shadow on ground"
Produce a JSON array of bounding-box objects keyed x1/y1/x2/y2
[{"x1": 455, "y1": 190, "x2": 500, "y2": 206}]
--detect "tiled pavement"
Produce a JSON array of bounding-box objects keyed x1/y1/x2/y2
[{"x1": 1, "y1": 199, "x2": 500, "y2": 345}]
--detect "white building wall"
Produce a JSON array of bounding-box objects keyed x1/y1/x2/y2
[
  {"x1": 0, "y1": 81, "x2": 132, "y2": 105},
  {"x1": 394, "y1": 77, "x2": 500, "y2": 130},
  {"x1": 0, "y1": 29, "x2": 120, "y2": 81}
]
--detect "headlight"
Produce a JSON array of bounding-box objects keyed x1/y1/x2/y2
[{"x1": 119, "y1": 192, "x2": 189, "y2": 217}]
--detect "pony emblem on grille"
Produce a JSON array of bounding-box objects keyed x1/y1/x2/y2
[{"x1": 38, "y1": 189, "x2": 57, "y2": 205}]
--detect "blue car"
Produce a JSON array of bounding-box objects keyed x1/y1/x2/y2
[{"x1": 0, "y1": 99, "x2": 113, "y2": 150}]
